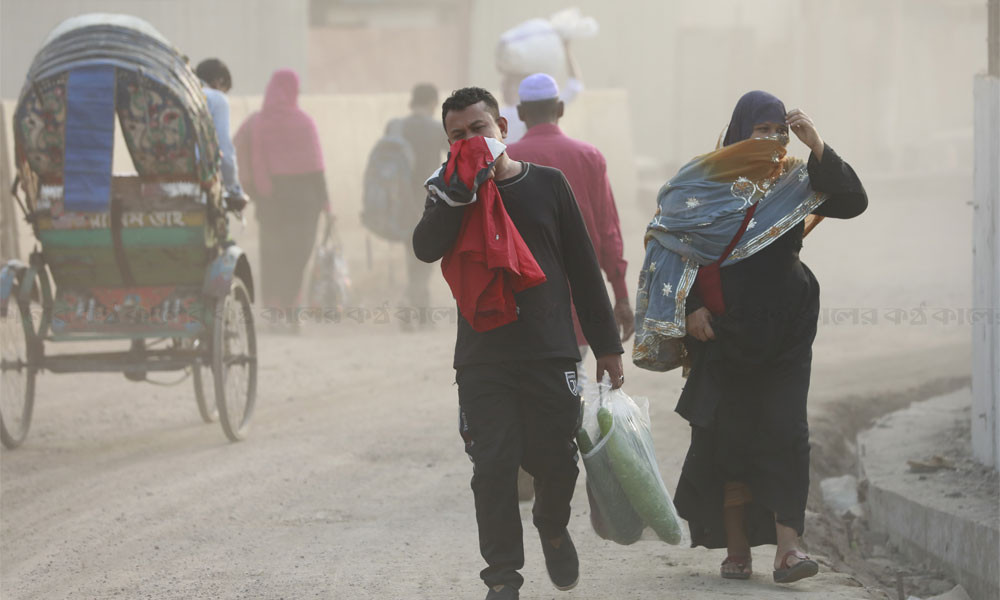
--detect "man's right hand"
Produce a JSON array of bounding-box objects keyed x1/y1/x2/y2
[
  {"x1": 426, "y1": 151, "x2": 496, "y2": 206},
  {"x1": 223, "y1": 191, "x2": 249, "y2": 213},
  {"x1": 686, "y1": 307, "x2": 716, "y2": 342}
]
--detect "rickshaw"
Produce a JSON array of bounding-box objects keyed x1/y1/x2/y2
[{"x1": 0, "y1": 14, "x2": 257, "y2": 448}]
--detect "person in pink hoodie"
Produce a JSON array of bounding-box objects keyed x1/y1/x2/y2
[{"x1": 234, "y1": 69, "x2": 331, "y2": 326}]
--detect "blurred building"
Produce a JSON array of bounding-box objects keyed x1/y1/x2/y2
[{"x1": 308, "y1": 0, "x2": 470, "y2": 94}]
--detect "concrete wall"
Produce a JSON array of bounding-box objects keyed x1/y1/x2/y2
[
  {"x1": 971, "y1": 74, "x2": 1000, "y2": 469},
  {"x1": 0, "y1": 0, "x2": 309, "y2": 98},
  {"x1": 307, "y1": 0, "x2": 470, "y2": 94},
  {"x1": 859, "y1": 391, "x2": 1000, "y2": 600},
  {"x1": 227, "y1": 90, "x2": 634, "y2": 239}
]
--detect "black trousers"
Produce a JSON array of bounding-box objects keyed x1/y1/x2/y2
[{"x1": 456, "y1": 358, "x2": 582, "y2": 590}]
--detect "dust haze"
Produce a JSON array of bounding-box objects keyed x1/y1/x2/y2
[{"x1": 0, "y1": 1, "x2": 992, "y2": 599}]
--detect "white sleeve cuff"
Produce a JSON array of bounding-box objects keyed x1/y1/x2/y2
[
  {"x1": 425, "y1": 166, "x2": 478, "y2": 207},
  {"x1": 422, "y1": 138, "x2": 505, "y2": 207}
]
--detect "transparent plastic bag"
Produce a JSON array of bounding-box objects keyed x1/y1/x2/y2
[
  {"x1": 306, "y1": 218, "x2": 351, "y2": 309},
  {"x1": 577, "y1": 379, "x2": 683, "y2": 545}
]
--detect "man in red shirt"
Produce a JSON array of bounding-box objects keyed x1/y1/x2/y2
[{"x1": 506, "y1": 74, "x2": 634, "y2": 359}]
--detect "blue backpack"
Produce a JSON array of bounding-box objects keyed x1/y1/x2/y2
[{"x1": 360, "y1": 118, "x2": 417, "y2": 242}]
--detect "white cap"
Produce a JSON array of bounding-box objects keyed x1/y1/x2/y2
[{"x1": 518, "y1": 73, "x2": 560, "y2": 103}]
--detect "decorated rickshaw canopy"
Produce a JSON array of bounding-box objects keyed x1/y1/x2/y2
[{"x1": 14, "y1": 13, "x2": 220, "y2": 210}]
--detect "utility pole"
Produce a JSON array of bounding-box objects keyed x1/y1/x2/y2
[
  {"x1": 971, "y1": 0, "x2": 1000, "y2": 468},
  {"x1": 990, "y1": 0, "x2": 998, "y2": 76},
  {"x1": 0, "y1": 103, "x2": 20, "y2": 262}
]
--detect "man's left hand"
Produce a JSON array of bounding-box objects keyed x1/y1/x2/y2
[
  {"x1": 596, "y1": 354, "x2": 625, "y2": 389},
  {"x1": 614, "y1": 298, "x2": 635, "y2": 342}
]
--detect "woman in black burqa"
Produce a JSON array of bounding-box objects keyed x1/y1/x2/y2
[{"x1": 672, "y1": 90, "x2": 867, "y2": 583}]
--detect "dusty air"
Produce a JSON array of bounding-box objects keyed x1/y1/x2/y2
[{"x1": 0, "y1": 2, "x2": 997, "y2": 600}]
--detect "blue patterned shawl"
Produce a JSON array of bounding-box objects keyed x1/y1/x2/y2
[{"x1": 633, "y1": 137, "x2": 826, "y2": 370}]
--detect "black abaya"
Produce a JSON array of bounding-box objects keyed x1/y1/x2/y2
[
  {"x1": 673, "y1": 144, "x2": 867, "y2": 549},
  {"x1": 256, "y1": 171, "x2": 329, "y2": 309}
]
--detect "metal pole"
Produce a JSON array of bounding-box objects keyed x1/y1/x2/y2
[{"x1": 990, "y1": 0, "x2": 999, "y2": 76}]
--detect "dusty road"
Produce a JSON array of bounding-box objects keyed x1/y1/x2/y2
[
  {"x1": 0, "y1": 319, "x2": 971, "y2": 600},
  {"x1": 0, "y1": 168, "x2": 976, "y2": 599}
]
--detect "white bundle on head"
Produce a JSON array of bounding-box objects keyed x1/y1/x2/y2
[
  {"x1": 495, "y1": 8, "x2": 599, "y2": 77},
  {"x1": 496, "y1": 18, "x2": 565, "y2": 76}
]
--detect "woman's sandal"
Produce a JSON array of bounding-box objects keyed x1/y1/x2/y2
[
  {"x1": 720, "y1": 554, "x2": 752, "y2": 580},
  {"x1": 772, "y1": 550, "x2": 819, "y2": 583}
]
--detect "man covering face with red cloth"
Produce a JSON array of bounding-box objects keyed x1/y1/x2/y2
[
  {"x1": 413, "y1": 87, "x2": 624, "y2": 600},
  {"x1": 427, "y1": 136, "x2": 547, "y2": 332}
]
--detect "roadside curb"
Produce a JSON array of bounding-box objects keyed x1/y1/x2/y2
[{"x1": 857, "y1": 389, "x2": 999, "y2": 600}]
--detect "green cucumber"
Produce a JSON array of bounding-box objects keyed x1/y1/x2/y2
[
  {"x1": 602, "y1": 406, "x2": 683, "y2": 544},
  {"x1": 585, "y1": 477, "x2": 644, "y2": 544},
  {"x1": 577, "y1": 428, "x2": 595, "y2": 454},
  {"x1": 579, "y1": 406, "x2": 644, "y2": 544},
  {"x1": 598, "y1": 406, "x2": 613, "y2": 437}
]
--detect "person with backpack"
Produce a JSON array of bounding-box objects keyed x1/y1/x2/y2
[
  {"x1": 234, "y1": 69, "x2": 331, "y2": 330},
  {"x1": 362, "y1": 84, "x2": 449, "y2": 326},
  {"x1": 399, "y1": 84, "x2": 450, "y2": 321}
]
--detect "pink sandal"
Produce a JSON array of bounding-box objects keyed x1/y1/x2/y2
[{"x1": 772, "y1": 550, "x2": 818, "y2": 583}]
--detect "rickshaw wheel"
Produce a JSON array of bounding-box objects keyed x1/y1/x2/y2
[
  {"x1": 211, "y1": 275, "x2": 257, "y2": 442},
  {"x1": 181, "y1": 337, "x2": 216, "y2": 423},
  {"x1": 1, "y1": 280, "x2": 39, "y2": 449}
]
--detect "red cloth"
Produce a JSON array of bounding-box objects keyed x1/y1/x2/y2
[
  {"x1": 235, "y1": 69, "x2": 325, "y2": 197},
  {"x1": 440, "y1": 137, "x2": 547, "y2": 332},
  {"x1": 507, "y1": 123, "x2": 627, "y2": 344}
]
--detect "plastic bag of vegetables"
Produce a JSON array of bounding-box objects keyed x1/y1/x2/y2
[{"x1": 576, "y1": 380, "x2": 683, "y2": 545}]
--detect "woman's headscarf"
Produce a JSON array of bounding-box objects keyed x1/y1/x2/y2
[
  {"x1": 722, "y1": 90, "x2": 787, "y2": 147},
  {"x1": 235, "y1": 69, "x2": 324, "y2": 197}
]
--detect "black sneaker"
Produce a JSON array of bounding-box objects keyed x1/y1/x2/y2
[
  {"x1": 484, "y1": 584, "x2": 518, "y2": 599},
  {"x1": 540, "y1": 529, "x2": 579, "y2": 591}
]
